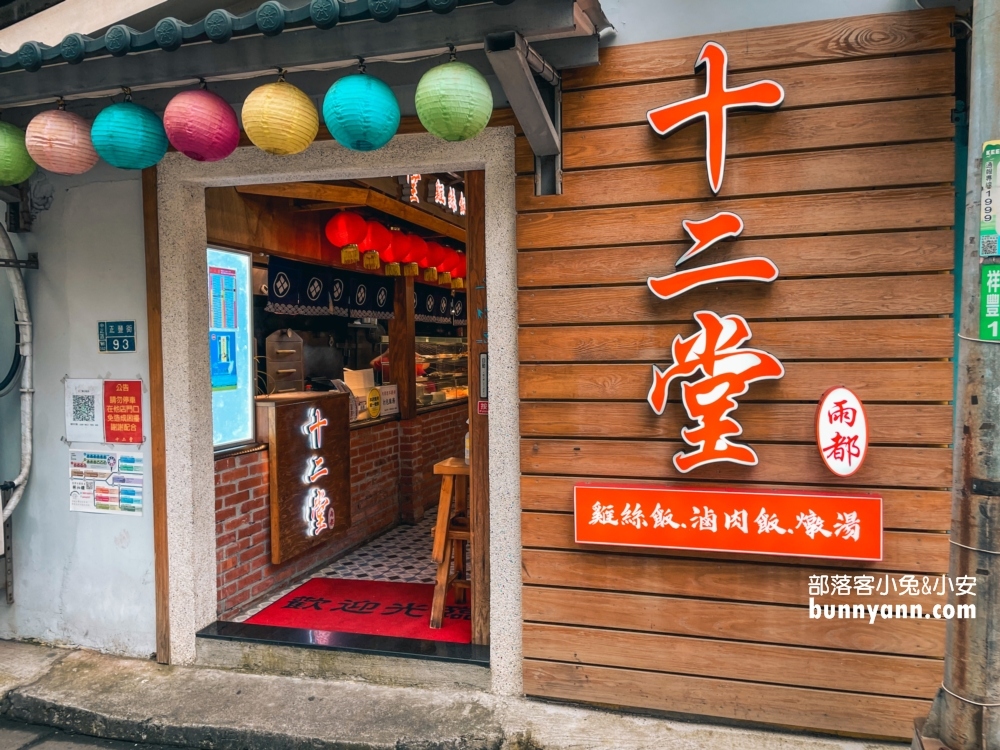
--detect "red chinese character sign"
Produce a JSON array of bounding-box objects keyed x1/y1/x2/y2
[
  {"x1": 575, "y1": 485, "x2": 883, "y2": 561},
  {"x1": 816, "y1": 387, "x2": 869, "y2": 477},
  {"x1": 647, "y1": 41, "x2": 784, "y2": 194},
  {"x1": 645, "y1": 42, "x2": 785, "y2": 473}
]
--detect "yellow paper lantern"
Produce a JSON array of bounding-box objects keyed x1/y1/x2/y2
[{"x1": 242, "y1": 79, "x2": 318, "y2": 155}]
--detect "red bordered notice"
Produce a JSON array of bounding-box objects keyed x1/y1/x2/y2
[
  {"x1": 103, "y1": 380, "x2": 143, "y2": 444},
  {"x1": 574, "y1": 484, "x2": 882, "y2": 561}
]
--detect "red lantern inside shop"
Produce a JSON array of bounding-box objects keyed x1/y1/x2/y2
[
  {"x1": 402, "y1": 234, "x2": 428, "y2": 277},
  {"x1": 360, "y1": 220, "x2": 392, "y2": 271},
  {"x1": 422, "y1": 241, "x2": 447, "y2": 283},
  {"x1": 445, "y1": 250, "x2": 466, "y2": 288},
  {"x1": 383, "y1": 229, "x2": 405, "y2": 276},
  {"x1": 325, "y1": 212, "x2": 367, "y2": 265}
]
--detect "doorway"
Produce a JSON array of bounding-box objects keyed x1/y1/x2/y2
[
  {"x1": 147, "y1": 130, "x2": 522, "y2": 695},
  {"x1": 201, "y1": 172, "x2": 488, "y2": 657}
]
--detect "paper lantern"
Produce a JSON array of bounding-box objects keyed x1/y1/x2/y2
[
  {"x1": 25, "y1": 109, "x2": 97, "y2": 176},
  {"x1": 359, "y1": 220, "x2": 391, "y2": 270},
  {"x1": 322, "y1": 73, "x2": 400, "y2": 152},
  {"x1": 325, "y1": 212, "x2": 367, "y2": 265},
  {"x1": 401, "y1": 234, "x2": 426, "y2": 276},
  {"x1": 415, "y1": 60, "x2": 493, "y2": 142},
  {"x1": 242, "y1": 80, "x2": 318, "y2": 156},
  {"x1": 383, "y1": 229, "x2": 406, "y2": 276},
  {"x1": 163, "y1": 89, "x2": 239, "y2": 162},
  {"x1": 422, "y1": 241, "x2": 451, "y2": 283},
  {"x1": 0, "y1": 122, "x2": 37, "y2": 187},
  {"x1": 91, "y1": 101, "x2": 168, "y2": 170}
]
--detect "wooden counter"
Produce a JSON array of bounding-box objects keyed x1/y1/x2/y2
[{"x1": 255, "y1": 392, "x2": 351, "y2": 564}]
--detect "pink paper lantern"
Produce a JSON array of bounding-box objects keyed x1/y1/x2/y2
[
  {"x1": 163, "y1": 89, "x2": 239, "y2": 162},
  {"x1": 25, "y1": 109, "x2": 98, "y2": 176}
]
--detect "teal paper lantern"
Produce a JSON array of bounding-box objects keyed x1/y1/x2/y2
[
  {"x1": 322, "y1": 74, "x2": 400, "y2": 152},
  {"x1": 91, "y1": 101, "x2": 169, "y2": 170},
  {"x1": 415, "y1": 60, "x2": 493, "y2": 142},
  {"x1": 0, "y1": 122, "x2": 36, "y2": 186}
]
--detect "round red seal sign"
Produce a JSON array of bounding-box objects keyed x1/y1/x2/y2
[{"x1": 816, "y1": 386, "x2": 868, "y2": 477}]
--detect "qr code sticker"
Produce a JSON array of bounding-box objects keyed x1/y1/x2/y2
[
  {"x1": 72, "y1": 394, "x2": 95, "y2": 423},
  {"x1": 982, "y1": 235, "x2": 998, "y2": 256}
]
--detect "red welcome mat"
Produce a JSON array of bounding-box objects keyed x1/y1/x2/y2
[{"x1": 246, "y1": 578, "x2": 471, "y2": 644}]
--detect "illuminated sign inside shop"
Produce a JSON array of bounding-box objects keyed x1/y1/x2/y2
[
  {"x1": 408, "y1": 174, "x2": 421, "y2": 203},
  {"x1": 430, "y1": 178, "x2": 466, "y2": 216},
  {"x1": 261, "y1": 394, "x2": 350, "y2": 564},
  {"x1": 305, "y1": 487, "x2": 331, "y2": 536},
  {"x1": 300, "y1": 407, "x2": 332, "y2": 536},
  {"x1": 302, "y1": 406, "x2": 328, "y2": 450}
]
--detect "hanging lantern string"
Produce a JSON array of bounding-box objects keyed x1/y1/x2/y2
[
  {"x1": 3, "y1": 45, "x2": 475, "y2": 111},
  {"x1": 56, "y1": 97, "x2": 66, "y2": 110},
  {"x1": 198, "y1": 77, "x2": 208, "y2": 90},
  {"x1": 121, "y1": 86, "x2": 132, "y2": 102},
  {"x1": 447, "y1": 44, "x2": 457, "y2": 62},
  {"x1": 356, "y1": 56, "x2": 366, "y2": 74},
  {"x1": 275, "y1": 67, "x2": 287, "y2": 82}
]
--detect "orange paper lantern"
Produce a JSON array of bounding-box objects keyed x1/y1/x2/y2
[{"x1": 25, "y1": 108, "x2": 98, "y2": 176}]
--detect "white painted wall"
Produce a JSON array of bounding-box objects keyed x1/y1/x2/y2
[
  {"x1": 0, "y1": 165, "x2": 156, "y2": 658},
  {"x1": 599, "y1": 0, "x2": 961, "y2": 46}
]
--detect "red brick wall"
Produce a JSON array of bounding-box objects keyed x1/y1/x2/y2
[
  {"x1": 215, "y1": 406, "x2": 467, "y2": 617},
  {"x1": 400, "y1": 402, "x2": 469, "y2": 520},
  {"x1": 215, "y1": 419, "x2": 402, "y2": 617}
]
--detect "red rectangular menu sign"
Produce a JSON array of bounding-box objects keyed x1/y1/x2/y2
[
  {"x1": 104, "y1": 380, "x2": 143, "y2": 444},
  {"x1": 574, "y1": 484, "x2": 882, "y2": 561}
]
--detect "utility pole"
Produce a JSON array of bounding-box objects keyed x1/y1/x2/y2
[{"x1": 916, "y1": 1, "x2": 1000, "y2": 748}]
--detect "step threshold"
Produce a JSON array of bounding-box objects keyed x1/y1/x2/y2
[{"x1": 197, "y1": 621, "x2": 490, "y2": 666}]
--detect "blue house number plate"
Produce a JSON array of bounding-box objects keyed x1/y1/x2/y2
[{"x1": 99, "y1": 320, "x2": 136, "y2": 353}]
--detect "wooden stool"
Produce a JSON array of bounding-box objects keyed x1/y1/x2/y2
[{"x1": 430, "y1": 457, "x2": 471, "y2": 629}]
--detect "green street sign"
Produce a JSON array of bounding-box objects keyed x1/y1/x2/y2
[{"x1": 980, "y1": 264, "x2": 1000, "y2": 340}]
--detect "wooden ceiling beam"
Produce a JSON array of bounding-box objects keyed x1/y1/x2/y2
[{"x1": 236, "y1": 181, "x2": 467, "y2": 243}]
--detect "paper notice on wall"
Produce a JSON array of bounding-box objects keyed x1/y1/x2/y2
[
  {"x1": 69, "y1": 450, "x2": 144, "y2": 515},
  {"x1": 65, "y1": 379, "x2": 105, "y2": 443}
]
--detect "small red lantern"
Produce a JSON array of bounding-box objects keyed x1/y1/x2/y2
[
  {"x1": 383, "y1": 229, "x2": 405, "y2": 276},
  {"x1": 404, "y1": 235, "x2": 428, "y2": 277},
  {"x1": 422, "y1": 241, "x2": 448, "y2": 282},
  {"x1": 360, "y1": 220, "x2": 391, "y2": 270},
  {"x1": 325, "y1": 212, "x2": 367, "y2": 265}
]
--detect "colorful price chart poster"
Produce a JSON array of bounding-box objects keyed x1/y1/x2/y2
[
  {"x1": 69, "y1": 450, "x2": 144, "y2": 515},
  {"x1": 103, "y1": 380, "x2": 143, "y2": 444}
]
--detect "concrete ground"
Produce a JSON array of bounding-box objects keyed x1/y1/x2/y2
[
  {"x1": 0, "y1": 718, "x2": 176, "y2": 749},
  {"x1": 0, "y1": 640, "x2": 905, "y2": 750}
]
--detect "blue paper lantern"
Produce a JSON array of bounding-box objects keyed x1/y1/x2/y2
[
  {"x1": 322, "y1": 74, "x2": 400, "y2": 152},
  {"x1": 91, "y1": 101, "x2": 169, "y2": 170}
]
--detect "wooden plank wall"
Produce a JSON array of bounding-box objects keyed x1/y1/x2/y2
[{"x1": 516, "y1": 8, "x2": 956, "y2": 740}]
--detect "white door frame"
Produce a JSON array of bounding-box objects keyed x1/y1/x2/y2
[{"x1": 154, "y1": 128, "x2": 522, "y2": 696}]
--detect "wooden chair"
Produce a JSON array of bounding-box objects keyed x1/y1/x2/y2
[{"x1": 430, "y1": 457, "x2": 471, "y2": 629}]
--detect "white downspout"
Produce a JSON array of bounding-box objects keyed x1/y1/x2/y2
[{"x1": 0, "y1": 224, "x2": 32, "y2": 542}]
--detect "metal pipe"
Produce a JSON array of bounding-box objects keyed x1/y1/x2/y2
[{"x1": 0, "y1": 224, "x2": 32, "y2": 531}]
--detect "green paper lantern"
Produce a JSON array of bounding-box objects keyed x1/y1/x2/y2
[
  {"x1": 0, "y1": 122, "x2": 37, "y2": 186},
  {"x1": 415, "y1": 60, "x2": 493, "y2": 142},
  {"x1": 91, "y1": 102, "x2": 169, "y2": 170},
  {"x1": 323, "y1": 74, "x2": 400, "y2": 152}
]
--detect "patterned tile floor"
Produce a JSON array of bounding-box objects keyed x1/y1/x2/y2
[{"x1": 234, "y1": 509, "x2": 460, "y2": 622}]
